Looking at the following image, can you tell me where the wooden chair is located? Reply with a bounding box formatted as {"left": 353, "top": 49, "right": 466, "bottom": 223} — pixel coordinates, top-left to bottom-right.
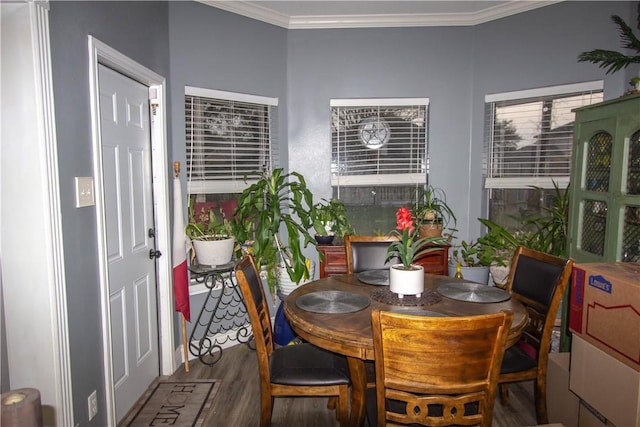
{"left": 497, "top": 245, "right": 574, "bottom": 424}
{"left": 345, "top": 235, "right": 399, "bottom": 274}
{"left": 368, "top": 310, "right": 513, "bottom": 427}
{"left": 235, "top": 255, "right": 351, "bottom": 427}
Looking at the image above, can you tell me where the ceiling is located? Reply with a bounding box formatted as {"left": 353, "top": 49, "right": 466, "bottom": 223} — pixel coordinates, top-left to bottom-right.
{"left": 199, "top": 0, "right": 563, "bottom": 29}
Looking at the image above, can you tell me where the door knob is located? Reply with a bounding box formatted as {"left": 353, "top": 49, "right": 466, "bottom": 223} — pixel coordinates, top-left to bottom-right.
{"left": 149, "top": 249, "right": 162, "bottom": 259}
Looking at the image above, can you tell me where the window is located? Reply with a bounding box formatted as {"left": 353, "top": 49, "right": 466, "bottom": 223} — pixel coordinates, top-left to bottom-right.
{"left": 484, "top": 82, "right": 603, "bottom": 230}
{"left": 331, "top": 99, "right": 428, "bottom": 234}
{"left": 185, "top": 87, "right": 278, "bottom": 218}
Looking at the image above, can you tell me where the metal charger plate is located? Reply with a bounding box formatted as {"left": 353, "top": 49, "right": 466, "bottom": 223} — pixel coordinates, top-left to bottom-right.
{"left": 437, "top": 282, "right": 511, "bottom": 303}
{"left": 357, "top": 269, "right": 389, "bottom": 286}
{"left": 296, "top": 291, "right": 370, "bottom": 314}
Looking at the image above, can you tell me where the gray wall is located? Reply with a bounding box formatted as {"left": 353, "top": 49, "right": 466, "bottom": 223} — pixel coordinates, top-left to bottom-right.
{"left": 48, "top": 2, "right": 170, "bottom": 426}
{"left": 40, "top": 1, "right": 636, "bottom": 426}
{"left": 168, "top": 1, "right": 289, "bottom": 182}
{"left": 469, "top": 1, "right": 635, "bottom": 237}
{"left": 167, "top": 0, "right": 288, "bottom": 334}
{"left": 286, "top": 1, "right": 637, "bottom": 245}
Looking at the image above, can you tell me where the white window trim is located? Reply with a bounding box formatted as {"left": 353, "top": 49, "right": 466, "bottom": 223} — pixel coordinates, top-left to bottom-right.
{"left": 331, "top": 98, "right": 429, "bottom": 107}
{"left": 484, "top": 176, "right": 570, "bottom": 189}
{"left": 186, "top": 85, "right": 278, "bottom": 106}
{"left": 485, "top": 80, "right": 603, "bottom": 103}
{"left": 331, "top": 173, "right": 426, "bottom": 187}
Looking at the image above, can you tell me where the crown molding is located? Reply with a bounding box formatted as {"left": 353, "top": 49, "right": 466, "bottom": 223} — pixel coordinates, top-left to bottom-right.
{"left": 198, "top": 1, "right": 563, "bottom": 29}
{"left": 198, "top": 0, "right": 291, "bottom": 28}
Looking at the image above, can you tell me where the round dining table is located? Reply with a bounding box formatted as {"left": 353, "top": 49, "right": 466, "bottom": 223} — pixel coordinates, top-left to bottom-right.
{"left": 284, "top": 272, "right": 528, "bottom": 427}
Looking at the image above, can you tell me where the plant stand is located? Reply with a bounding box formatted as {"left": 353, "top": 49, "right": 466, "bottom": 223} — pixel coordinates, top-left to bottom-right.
{"left": 187, "top": 261, "right": 254, "bottom": 365}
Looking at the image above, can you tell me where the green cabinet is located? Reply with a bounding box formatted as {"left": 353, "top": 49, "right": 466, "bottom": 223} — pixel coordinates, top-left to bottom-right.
{"left": 568, "top": 93, "right": 640, "bottom": 263}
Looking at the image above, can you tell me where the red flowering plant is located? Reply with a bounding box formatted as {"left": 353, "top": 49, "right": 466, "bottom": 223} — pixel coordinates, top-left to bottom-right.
{"left": 385, "top": 207, "right": 447, "bottom": 269}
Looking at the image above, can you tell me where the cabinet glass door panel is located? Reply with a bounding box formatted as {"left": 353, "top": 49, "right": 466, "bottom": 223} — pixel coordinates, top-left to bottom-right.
{"left": 585, "top": 131, "right": 612, "bottom": 192}
{"left": 579, "top": 199, "right": 608, "bottom": 256}
{"left": 622, "top": 205, "right": 640, "bottom": 262}
{"left": 627, "top": 130, "right": 640, "bottom": 195}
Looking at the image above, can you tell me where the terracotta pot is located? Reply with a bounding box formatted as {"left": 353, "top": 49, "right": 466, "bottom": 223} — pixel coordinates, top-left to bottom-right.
{"left": 389, "top": 264, "right": 424, "bottom": 298}
{"left": 418, "top": 223, "right": 442, "bottom": 238}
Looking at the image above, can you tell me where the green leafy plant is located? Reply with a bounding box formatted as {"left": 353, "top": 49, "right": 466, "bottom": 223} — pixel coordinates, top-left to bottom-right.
{"left": 577, "top": 4, "right": 640, "bottom": 74}
{"left": 477, "top": 218, "right": 528, "bottom": 266}
{"left": 412, "top": 185, "right": 457, "bottom": 231}
{"left": 522, "top": 181, "right": 570, "bottom": 257}
{"left": 451, "top": 240, "right": 498, "bottom": 268}
{"left": 231, "top": 168, "right": 316, "bottom": 293}
{"left": 385, "top": 207, "right": 446, "bottom": 269}
{"left": 477, "top": 180, "right": 570, "bottom": 261}
{"left": 311, "top": 198, "right": 355, "bottom": 238}
{"left": 186, "top": 202, "right": 233, "bottom": 241}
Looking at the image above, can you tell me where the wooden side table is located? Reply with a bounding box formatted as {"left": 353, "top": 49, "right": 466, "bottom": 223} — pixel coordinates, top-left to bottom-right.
{"left": 317, "top": 244, "right": 347, "bottom": 278}
{"left": 318, "top": 243, "right": 450, "bottom": 278}
{"left": 413, "top": 243, "right": 450, "bottom": 275}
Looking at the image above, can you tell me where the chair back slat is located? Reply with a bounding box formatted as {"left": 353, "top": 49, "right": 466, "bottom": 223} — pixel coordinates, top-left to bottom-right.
{"left": 372, "top": 310, "right": 513, "bottom": 427}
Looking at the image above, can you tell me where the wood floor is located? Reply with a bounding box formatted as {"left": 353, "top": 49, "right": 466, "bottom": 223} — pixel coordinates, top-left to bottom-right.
{"left": 150, "top": 342, "right": 538, "bottom": 427}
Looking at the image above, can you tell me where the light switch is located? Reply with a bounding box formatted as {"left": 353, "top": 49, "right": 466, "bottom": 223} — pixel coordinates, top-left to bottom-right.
{"left": 75, "top": 176, "right": 95, "bottom": 208}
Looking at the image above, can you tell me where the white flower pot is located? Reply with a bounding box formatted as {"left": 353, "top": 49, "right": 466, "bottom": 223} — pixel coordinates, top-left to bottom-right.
{"left": 192, "top": 236, "right": 234, "bottom": 266}
{"left": 277, "top": 261, "right": 316, "bottom": 298}
{"left": 389, "top": 264, "right": 424, "bottom": 298}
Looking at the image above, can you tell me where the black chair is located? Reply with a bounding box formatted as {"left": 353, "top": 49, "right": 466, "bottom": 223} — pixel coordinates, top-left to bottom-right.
{"left": 345, "top": 235, "right": 399, "bottom": 274}
{"left": 235, "top": 255, "right": 351, "bottom": 426}
{"left": 497, "top": 246, "right": 574, "bottom": 424}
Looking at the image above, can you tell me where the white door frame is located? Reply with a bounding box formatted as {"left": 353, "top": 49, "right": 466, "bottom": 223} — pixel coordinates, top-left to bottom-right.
{"left": 88, "top": 36, "right": 174, "bottom": 426}
{"left": 1, "top": 2, "right": 73, "bottom": 426}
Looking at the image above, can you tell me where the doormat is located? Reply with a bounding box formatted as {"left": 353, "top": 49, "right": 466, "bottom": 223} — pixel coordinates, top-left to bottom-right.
{"left": 120, "top": 379, "right": 220, "bottom": 427}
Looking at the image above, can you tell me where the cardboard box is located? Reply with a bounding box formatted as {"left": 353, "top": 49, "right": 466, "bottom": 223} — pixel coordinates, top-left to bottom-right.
{"left": 569, "top": 262, "right": 640, "bottom": 371}
{"left": 547, "top": 352, "right": 579, "bottom": 427}
{"left": 578, "top": 401, "right": 614, "bottom": 427}
{"left": 570, "top": 335, "right": 639, "bottom": 427}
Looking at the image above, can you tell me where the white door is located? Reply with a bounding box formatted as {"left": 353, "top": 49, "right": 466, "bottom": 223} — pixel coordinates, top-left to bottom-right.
{"left": 98, "top": 64, "right": 160, "bottom": 421}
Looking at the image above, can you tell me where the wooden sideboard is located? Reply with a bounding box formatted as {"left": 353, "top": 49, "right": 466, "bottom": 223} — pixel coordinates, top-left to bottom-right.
{"left": 318, "top": 244, "right": 348, "bottom": 278}
{"left": 318, "top": 243, "right": 450, "bottom": 278}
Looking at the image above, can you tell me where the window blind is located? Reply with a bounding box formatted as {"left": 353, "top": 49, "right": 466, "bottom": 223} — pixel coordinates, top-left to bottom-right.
{"left": 185, "top": 87, "right": 278, "bottom": 194}
{"left": 484, "top": 82, "right": 603, "bottom": 189}
{"left": 330, "top": 99, "right": 428, "bottom": 187}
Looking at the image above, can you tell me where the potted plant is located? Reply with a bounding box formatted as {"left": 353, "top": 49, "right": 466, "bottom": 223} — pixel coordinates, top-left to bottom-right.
{"left": 311, "top": 198, "right": 355, "bottom": 245}
{"left": 577, "top": 4, "right": 640, "bottom": 75}
{"left": 448, "top": 239, "right": 499, "bottom": 285}
{"left": 412, "top": 185, "right": 457, "bottom": 239}
{"left": 476, "top": 180, "right": 570, "bottom": 286}
{"left": 476, "top": 218, "right": 525, "bottom": 287}
{"left": 385, "top": 207, "right": 447, "bottom": 298}
{"left": 186, "top": 202, "right": 235, "bottom": 267}
{"left": 231, "top": 168, "right": 317, "bottom": 294}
